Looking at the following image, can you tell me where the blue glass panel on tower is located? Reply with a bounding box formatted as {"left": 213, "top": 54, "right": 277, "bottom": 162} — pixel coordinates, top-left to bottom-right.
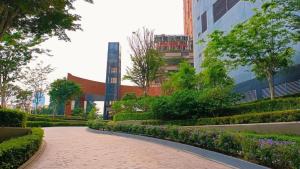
{"left": 103, "top": 42, "right": 121, "bottom": 120}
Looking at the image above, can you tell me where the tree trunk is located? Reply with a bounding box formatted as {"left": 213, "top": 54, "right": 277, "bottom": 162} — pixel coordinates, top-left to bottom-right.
{"left": 266, "top": 71, "right": 275, "bottom": 100}
{"left": 0, "top": 82, "right": 7, "bottom": 108}
{"left": 1, "top": 92, "right": 6, "bottom": 108}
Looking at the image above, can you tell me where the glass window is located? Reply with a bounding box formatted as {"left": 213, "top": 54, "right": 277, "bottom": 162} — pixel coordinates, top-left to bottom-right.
{"left": 111, "top": 67, "right": 118, "bottom": 73}
{"left": 110, "top": 78, "right": 117, "bottom": 84}
{"left": 213, "top": 0, "right": 227, "bottom": 22}
{"left": 201, "top": 11, "right": 207, "bottom": 33}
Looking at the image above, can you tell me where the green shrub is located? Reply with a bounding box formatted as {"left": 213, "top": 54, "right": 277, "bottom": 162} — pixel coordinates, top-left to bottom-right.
{"left": 87, "top": 119, "right": 109, "bottom": 130}
{"left": 197, "top": 110, "right": 300, "bottom": 125}
{"left": 0, "top": 128, "right": 44, "bottom": 169}
{"left": 0, "top": 109, "right": 27, "bottom": 127}
{"left": 143, "top": 110, "right": 300, "bottom": 126}
{"left": 218, "top": 97, "right": 300, "bottom": 116}
{"left": 113, "top": 112, "right": 155, "bottom": 121}
{"left": 152, "top": 89, "right": 238, "bottom": 120}
{"left": 27, "top": 115, "right": 86, "bottom": 122}
{"left": 26, "top": 120, "right": 87, "bottom": 127}
{"left": 89, "top": 122, "right": 300, "bottom": 169}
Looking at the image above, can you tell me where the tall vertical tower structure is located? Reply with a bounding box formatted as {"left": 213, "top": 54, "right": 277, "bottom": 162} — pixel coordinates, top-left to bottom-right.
{"left": 104, "top": 42, "right": 121, "bottom": 120}
{"left": 183, "top": 0, "right": 193, "bottom": 37}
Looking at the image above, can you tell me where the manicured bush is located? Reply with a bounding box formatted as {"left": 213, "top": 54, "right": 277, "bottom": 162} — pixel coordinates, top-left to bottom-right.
{"left": 0, "top": 109, "right": 27, "bottom": 127}
{"left": 142, "top": 110, "right": 300, "bottom": 126}
{"left": 151, "top": 89, "right": 239, "bottom": 120}
{"left": 26, "top": 120, "right": 87, "bottom": 127}
{"left": 152, "top": 90, "right": 204, "bottom": 120}
{"left": 113, "top": 112, "right": 155, "bottom": 121}
{"left": 0, "top": 128, "right": 44, "bottom": 169}
{"left": 89, "top": 122, "right": 300, "bottom": 169}
{"left": 28, "top": 115, "right": 86, "bottom": 122}
{"left": 217, "top": 97, "right": 300, "bottom": 116}
{"left": 197, "top": 110, "right": 300, "bottom": 125}
{"left": 87, "top": 119, "right": 109, "bottom": 130}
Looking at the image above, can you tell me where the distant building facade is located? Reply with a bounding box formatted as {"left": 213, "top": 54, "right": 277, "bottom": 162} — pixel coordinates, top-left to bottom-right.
{"left": 155, "top": 35, "right": 194, "bottom": 74}
{"left": 192, "top": 0, "right": 300, "bottom": 101}
{"left": 183, "top": 0, "right": 193, "bottom": 37}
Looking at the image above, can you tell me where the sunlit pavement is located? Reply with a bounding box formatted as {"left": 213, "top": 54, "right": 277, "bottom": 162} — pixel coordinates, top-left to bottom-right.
{"left": 27, "top": 127, "right": 231, "bottom": 169}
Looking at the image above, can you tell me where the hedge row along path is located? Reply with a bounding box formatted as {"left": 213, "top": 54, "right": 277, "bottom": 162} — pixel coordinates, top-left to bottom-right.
{"left": 27, "top": 127, "right": 232, "bottom": 169}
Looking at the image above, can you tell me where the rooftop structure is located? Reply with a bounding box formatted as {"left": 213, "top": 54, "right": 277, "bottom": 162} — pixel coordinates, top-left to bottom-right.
{"left": 154, "top": 34, "right": 194, "bottom": 78}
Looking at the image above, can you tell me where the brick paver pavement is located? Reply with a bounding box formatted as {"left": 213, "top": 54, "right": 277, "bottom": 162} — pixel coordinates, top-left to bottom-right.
{"left": 28, "top": 127, "right": 231, "bottom": 169}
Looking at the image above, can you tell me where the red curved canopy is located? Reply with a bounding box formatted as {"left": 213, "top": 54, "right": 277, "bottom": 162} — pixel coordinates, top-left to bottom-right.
{"left": 67, "top": 73, "right": 162, "bottom": 98}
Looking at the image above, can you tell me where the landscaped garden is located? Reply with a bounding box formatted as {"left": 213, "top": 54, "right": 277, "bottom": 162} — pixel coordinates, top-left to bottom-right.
{"left": 0, "top": 109, "right": 44, "bottom": 169}
{"left": 88, "top": 84, "right": 300, "bottom": 169}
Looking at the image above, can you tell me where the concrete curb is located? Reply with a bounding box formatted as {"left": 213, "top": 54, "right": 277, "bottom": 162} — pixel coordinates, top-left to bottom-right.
{"left": 87, "top": 128, "right": 269, "bottom": 169}
{"left": 18, "top": 140, "right": 46, "bottom": 169}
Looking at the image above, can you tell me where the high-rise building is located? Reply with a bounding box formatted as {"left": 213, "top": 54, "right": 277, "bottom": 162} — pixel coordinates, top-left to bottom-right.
{"left": 104, "top": 42, "right": 121, "bottom": 119}
{"left": 192, "top": 0, "right": 300, "bottom": 101}
{"left": 183, "top": 0, "right": 193, "bottom": 37}
{"left": 154, "top": 34, "right": 193, "bottom": 77}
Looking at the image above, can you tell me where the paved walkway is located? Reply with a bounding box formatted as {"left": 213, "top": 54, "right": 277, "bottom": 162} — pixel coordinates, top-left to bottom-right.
{"left": 28, "top": 127, "right": 231, "bottom": 169}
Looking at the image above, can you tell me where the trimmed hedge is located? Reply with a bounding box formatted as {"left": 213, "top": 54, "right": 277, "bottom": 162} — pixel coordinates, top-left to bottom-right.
{"left": 89, "top": 122, "right": 300, "bottom": 169}
{"left": 217, "top": 97, "right": 300, "bottom": 116}
{"left": 87, "top": 119, "right": 109, "bottom": 130}
{"left": 113, "top": 112, "right": 155, "bottom": 121}
{"left": 26, "top": 121, "right": 87, "bottom": 127}
{"left": 27, "top": 115, "right": 86, "bottom": 122}
{"left": 197, "top": 110, "right": 300, "bottom": 125}
{"left": 141, "top": 110, "right": 300, "bottom": 126}
{"left": 0, "top": 109, "right": 27, "bottom": 127}
{"left": 0, "top": 128, "right": 44, "bottom": 169}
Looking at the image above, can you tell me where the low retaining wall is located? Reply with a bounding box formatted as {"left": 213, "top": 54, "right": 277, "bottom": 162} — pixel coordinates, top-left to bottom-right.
{"left": 0, "top": 127, "right": 31, "bottom": 142}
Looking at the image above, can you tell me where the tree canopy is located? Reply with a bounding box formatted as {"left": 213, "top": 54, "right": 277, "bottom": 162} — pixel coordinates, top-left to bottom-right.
{"left": 48, "top": 78, "right": 82, "bottom": 110}
{"left": 124, "top": 28, "right": 164, "bottom": 95}
{"left": 0, "top": 0, "right": 93, "bottom": 41}
{"left": 203, "top": 2, "right": 299, "bottom": 99}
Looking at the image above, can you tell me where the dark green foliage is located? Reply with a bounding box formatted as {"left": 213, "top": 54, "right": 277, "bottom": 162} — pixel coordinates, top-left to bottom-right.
{"left": 0, "top": 0, "right": 93, "bottom": 41}
{"left": 0, "top": 128, "right": 44, "bottom": 169}
{"left": 142, "top": 110, "right": 300, "bottom": 126}
{"left": 27, "top": 115, "right": 85, "bottom": 122}
{"left": 26, "top": 114, "right": 87, "bottom": 127}
{"left": 152, "top": 90, "right": 203, "bottom": 120}
{"left": 218, "top": 97, "right": 300, "bottom": 116}
{"left": 197, "top": 110, "right": 300, "bottom": 125}
{"left": 87, "top": 119, "right": 109, "bottom": 130}
{"left": 113, "top": 112, "right": 155, "bottom": 121}
{"left": 26, "top": 121, "right": 87, "bottom": 127}
{"left": 89, "top": 122, "right": 300, "bottom": 169}
{"left": 0, "top": 109, "right": 27, "bottom": 127}
{"left": 151, "top": 89, "right": 238, "bottom": 120}
{"left": 122, "top": 93, "right": 137, "bottom": 100}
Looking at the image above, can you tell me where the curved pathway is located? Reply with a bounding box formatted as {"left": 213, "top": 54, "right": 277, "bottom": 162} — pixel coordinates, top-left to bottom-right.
{"left": 28, "top": 127, "right": 231, "bottom": 169}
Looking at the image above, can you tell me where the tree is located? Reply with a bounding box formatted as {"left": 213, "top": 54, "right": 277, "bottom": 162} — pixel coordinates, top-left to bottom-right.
{"left": 15, "top": 88, "right": 32, "bottom": 112}
{"left": 204, "top": 4, "right": 298, "bottom": 100}
{"left": 48, "top": 78, "right": 82, "bottom": 116}
{"left": 162, "top": 61, "right": 197, "bottom": 95}
{"left": 247, "top": 0, "right": 300, "bottom": 38}
{"left": 124, "top": 28, "right": 164, "bottom": 95}
{"left": 0, "top": 83, "right": 19, "bottom": 107}
{"left": 201, "top": 45, "right": 234, "bottom": 89}
{"left": 0, "top": 33, "right": 43, "bottom": 107}
{"left": 23, "top": 61, "right": 54, "bottom": 113}
{"left": 0, "top": 0, "right": 93, "bottom": 41}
